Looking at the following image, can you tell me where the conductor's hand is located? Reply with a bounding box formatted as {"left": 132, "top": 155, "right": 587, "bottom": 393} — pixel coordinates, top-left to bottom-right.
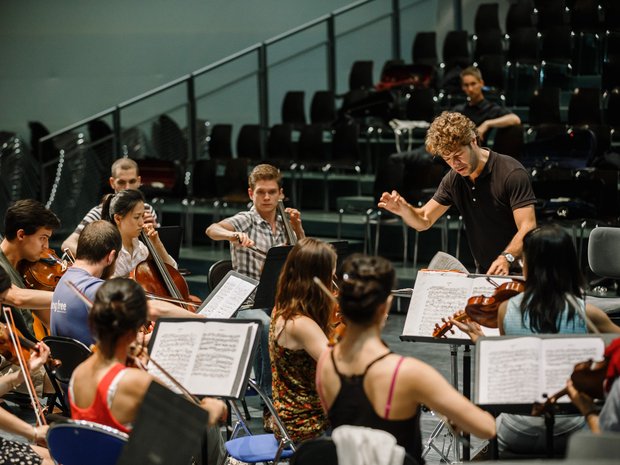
{"left": 201, "top": 397, "right": 228, "bottom": 426}
{"left": 486, "top": 255, "right": 510, "bottom": 276}
{"left": 231, "top": 232, "right": 255, "bottom": 248}
{"left": 378, "top": 190, "right": 407, "bottom": 217}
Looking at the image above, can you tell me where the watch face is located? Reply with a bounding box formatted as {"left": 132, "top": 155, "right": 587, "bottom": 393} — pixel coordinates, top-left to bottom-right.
{"left": 503, "top": 253, "right": 515, "bottom": 263}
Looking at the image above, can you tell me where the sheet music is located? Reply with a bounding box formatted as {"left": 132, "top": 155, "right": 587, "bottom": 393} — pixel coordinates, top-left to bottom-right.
{"left": 402, "top": 271, "right": 508, "bottom": 338}
{"left": 427, "top": 251, "right": 469, "bottom": 273}
{"left": 198, "top": 274, "right": 257, "bottom": 319}
{"left": 476, "top": 336, "right": 605, "bottom": 404}
{"left": 147, "top": 319, "right": 259, "bottom": 398}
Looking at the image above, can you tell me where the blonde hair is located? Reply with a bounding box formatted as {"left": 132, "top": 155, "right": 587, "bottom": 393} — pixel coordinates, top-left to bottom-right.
{"left": 111, "top": 158, "right": 139, "bottom": 177}
{"left": 248, "top": 164, "right": 282, "bottom": 189}
{"left": 425, "top": 111, "right": 478, "bottom": 157}
{"left": 460, "top": 66, "right": 483, "bottom": 82}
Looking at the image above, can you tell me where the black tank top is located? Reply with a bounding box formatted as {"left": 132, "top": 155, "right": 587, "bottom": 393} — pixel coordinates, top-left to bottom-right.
{"left": 327, "top": 350, "right": 423, "bottom": 462}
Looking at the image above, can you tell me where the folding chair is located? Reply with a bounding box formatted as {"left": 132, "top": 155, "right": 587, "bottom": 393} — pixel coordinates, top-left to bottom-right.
{"left": 225, "top": 379, "right": 295, "bottom": 463}
{"left": 47, "top": 420, "right": 128, "bottom": 465}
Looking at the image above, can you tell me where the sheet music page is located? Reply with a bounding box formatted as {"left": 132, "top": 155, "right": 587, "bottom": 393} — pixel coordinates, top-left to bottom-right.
{"left": 199, "top": 274, "right": 257, "bottom": 319}
{"left": 427, "top": 251, "right": 469, "bottom": 273}
{"left": 540, "top": 337, "right": 605, "bottom": 402}
{"left": 402, "top": 272, "right": 506, "bottom": 338}
{"left": 147, "top": 321, "right": 205, "bottom": 393}
{"left": 477, "top": 337, "right": 541, "bottom": 404}
{"left": 185, "top": 322, "right": 257, "bottom": 397}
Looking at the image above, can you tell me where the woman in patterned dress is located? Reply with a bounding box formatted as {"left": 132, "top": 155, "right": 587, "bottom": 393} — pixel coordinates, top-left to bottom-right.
{"left": 269, "top": 238, "right": 337, "bottom": 442}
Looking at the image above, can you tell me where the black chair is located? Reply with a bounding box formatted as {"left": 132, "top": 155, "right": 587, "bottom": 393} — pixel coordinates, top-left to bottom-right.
{"left": 265, "top": 124, "right": 294, "bottom": 169}
{"left": 310, "top": 90, "right": 336, "bottom": 127}
{"left": 281, "top": 91, "right": 306, "bottom": 128}
{"left": 156, "top": 226, "right": 183, "bottom": 263}
{"left": 412, "top": 31, "right": 438, "bottom": 67}
{"left": 473, "top": 29, "right": 504, "bottom": 62}
{"left": 570, "top": 0, "right": 604, "bottom": 74}
{"left": 568, "top": 87, "right": 602, "bottom": 126}
{"left": 506, "top": 27, "right": 540, "bottom": 105}
{"left": 477, "top": 54, "right": 507, "bottom": 95}
{"left": 534, "top": 0, "right": 569, "bottom": 32}
{"left": 506, "top": 0, "right": 534, "bottom": 35}
{"left": 236, "top": 124, "right": 263, "bottom": 161}
{"left": 182, "top": 158, "right": 219, "bottom": 247}
{"left": 606, "top": 87, "right": 620, "bottom": 144}
{"left": 348, "top": 61, "right": 374, "bottom": 91}
{"left": 218, "top": 158, "right": 251, "bottom": 206}
{"left": 43, "top": 336, "right": 92, "bottom": 385}
{"left": 474, "top": 3, "right": 501, "bottom": 34}
{"left": 540, "top": 26, "right": 573, "bottom": 89}
{"left": 566, "top": 431, "right": 620, "bottom": 461}
{"left": 208, "top": 259, "right": 233, "bottom": 292}
{"left": 529, "top": 87, "right": 562, "bottom": 127}
{"left": 404, "top": 87, "right": 436, "bottom": 123}
{"left": 602, "top": 59, "right": 620, "bottom": 94}
{"left": 442, "top": 30, "right": 471, "bottom": 72}
{"left": 151, "top": 114, "right": 188, "bottom": 163}
{"left": 209, "top": 124, "right": 233, "bottom": 159}
{"left": 492, "top": 125, "right": 524, "bottom": 159}
{"left": 601, "top": 0, "right": 620, "bottom": 30}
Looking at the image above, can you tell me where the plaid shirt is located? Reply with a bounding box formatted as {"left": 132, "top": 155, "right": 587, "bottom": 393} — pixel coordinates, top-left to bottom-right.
{"left": 226, "top": 207, "right": 288, "bottom": 281}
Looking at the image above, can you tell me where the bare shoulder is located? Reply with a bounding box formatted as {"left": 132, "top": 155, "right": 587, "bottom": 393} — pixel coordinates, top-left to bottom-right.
{"left": 118, "top": 367, "right": 153, "bottom": 395}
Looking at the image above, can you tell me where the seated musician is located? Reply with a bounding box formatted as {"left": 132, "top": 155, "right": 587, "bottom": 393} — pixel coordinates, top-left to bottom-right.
{"left": 61, "top": 158, "right": 158, "bottom": 256}
{"left": 316, "top": 254, "right": 496, "bottom": 461}
{"left": 453, "top": 224, "right": 620, "bottom": 456}
{"left": 100, "top": 189, "right": 176, "bottom": 278}
{"left": 0, "top": 199, "right": 60, "bottom": 339}
{"left": 51, "top": 220, "right": 200, "bottom": 347}
{"left": 269, "top": 238, "right": 336, "bottom": 441}
{"left": 0, "top": 268, "right": 53, "bottom": 465}
{"left": 69, "top": 278, "right": 226, "bottom": 465}
{"left": 206, "top": 163, "right": 304, "bottom": 422}
{"left": 567, "top": 337, "right": 620, "bottom": 433}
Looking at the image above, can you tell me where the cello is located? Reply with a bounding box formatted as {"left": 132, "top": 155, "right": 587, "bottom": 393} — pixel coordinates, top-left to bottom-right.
{"left": 131, "top": 230, "right": 200, "bottom": 312}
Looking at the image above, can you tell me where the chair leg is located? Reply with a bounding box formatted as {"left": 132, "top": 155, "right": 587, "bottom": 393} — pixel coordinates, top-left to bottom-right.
{"left": 241, "top": 399, "right": 252, "bottom": 421}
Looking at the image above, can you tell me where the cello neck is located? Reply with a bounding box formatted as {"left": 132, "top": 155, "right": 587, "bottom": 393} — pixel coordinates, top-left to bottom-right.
{"left": 139, "top": 231, "right": 184, "bottom": 300}
{"left": 277, "top": 200, "right": 297, "bottom": 245}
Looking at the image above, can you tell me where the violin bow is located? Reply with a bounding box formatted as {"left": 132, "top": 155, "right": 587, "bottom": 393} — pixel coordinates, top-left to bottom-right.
{"left": 312, "top": 277, "right": 338, "bottom": 305}
{"left": 2, "top": 307, "right": 47, "bottom": 426}
{"left": 66, "top": 282, "right": 201, "bottom": 405}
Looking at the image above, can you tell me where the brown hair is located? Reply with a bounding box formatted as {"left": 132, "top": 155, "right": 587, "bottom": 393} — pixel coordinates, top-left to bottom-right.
{"left": 76, "top": 220, "right": 122, "bottom": 263}
{"left": 460, "top": 66, "right": 483, "bottom": 82}
{"left": 111, "top": 158, "right": 139, "bottom": 177}
{"left": 273, "top": 237, "right": 337, "bottom": 334}
{"left": 425, "top": 111, "right": 478, "bottom": 157}
{"left": 3, "top": 199, "right": 60, "bottom": 240}
{"left": 248, "top": 164, "right": 282, "bottom": 190}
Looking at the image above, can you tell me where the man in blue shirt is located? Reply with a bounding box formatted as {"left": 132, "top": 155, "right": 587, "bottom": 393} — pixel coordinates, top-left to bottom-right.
{"left": 51, "top": 220, "right": 121, "bottom": 346}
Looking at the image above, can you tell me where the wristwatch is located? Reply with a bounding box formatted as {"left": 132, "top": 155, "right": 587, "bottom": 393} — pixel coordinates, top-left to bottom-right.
{"left": 501, "top": 252, "right": 515, "bottom": 264}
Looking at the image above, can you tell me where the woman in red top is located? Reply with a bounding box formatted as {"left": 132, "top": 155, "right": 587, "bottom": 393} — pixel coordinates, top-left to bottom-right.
{"left": 69, "top": 278, "right": 227, "bottom": 464}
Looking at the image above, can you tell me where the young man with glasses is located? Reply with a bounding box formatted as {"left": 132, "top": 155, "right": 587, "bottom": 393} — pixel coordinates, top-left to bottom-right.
{"left": 379, "top": 111, "right": 536, "bottom": 275}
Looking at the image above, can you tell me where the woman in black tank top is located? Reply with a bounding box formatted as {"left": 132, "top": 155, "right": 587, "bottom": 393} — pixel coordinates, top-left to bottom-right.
{"left": 316, "top": 254, "right": 496, "bottom": 463}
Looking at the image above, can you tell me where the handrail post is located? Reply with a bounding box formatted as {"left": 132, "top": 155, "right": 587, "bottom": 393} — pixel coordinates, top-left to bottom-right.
{"left": 187, "top": 76, "right": 197, "bottom": 163}
{"left": 454, "top": 0, "right": 463, "bottom": 31}
{"left": 38, "top": 138, "right": 46, "bottom": 203}
{"left": 391, "top": 0, "right": 401, "bottom": 60}
{"left": 113, "top": 106, "right": 122, "bottom": 158}
{"left": 326, "top": 14, "right": 337, "bottom": 93}
{"left": 258, "top": 43, "right": 269, "bottom": 134}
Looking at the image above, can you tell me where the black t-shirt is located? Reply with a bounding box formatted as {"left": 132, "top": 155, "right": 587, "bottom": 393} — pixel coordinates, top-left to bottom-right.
{"left": 432, "top": 151, "right": 536, "bottom": 272}
{"left": 453, "top": 99, "right": 510, "bottom": 127}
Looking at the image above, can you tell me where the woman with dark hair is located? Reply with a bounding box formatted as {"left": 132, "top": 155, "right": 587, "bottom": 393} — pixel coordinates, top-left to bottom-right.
{"left": 453, "top": 224, "right": 620, "bottom": 455}
{"left": 316, "top": 254, "right": 495, "bottom": 461}
{"left": 269, "top": 237, "right": 337, "bottom": 442}
{"left": 101, "top": 189, "right": 176, "bottom": 278}
{"left": 0, "top": 268, "right": 53, "bottom": 465}
{"left": 69, "top": 278, "right": 226, "bottom": 464}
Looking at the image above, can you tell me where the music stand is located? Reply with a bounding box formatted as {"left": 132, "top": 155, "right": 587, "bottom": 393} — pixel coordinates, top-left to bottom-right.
{"left": 328, "top": 240, "right": 349, "bottom": 268}
{"left": 116, "top": 382, "right": 208, "bottom": 465}
{"left": 156, "top": 225, "right": 183, "bottom": 262}
{"left": 253, "top": 245, "right": 293, "bottom": 310}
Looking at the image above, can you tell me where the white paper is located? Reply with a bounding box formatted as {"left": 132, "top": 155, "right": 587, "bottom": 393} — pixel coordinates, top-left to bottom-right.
{"left": 199, "top": 274, "right": 257, "bottom": 319}
{"left": 402, "top": 271, "right": 509, "bottom": 338}
{"left": 427, "top": 251, "right": 469, "bottom": 273}
{"left": 147, "top": 320, "right": 259, "bottom": 398}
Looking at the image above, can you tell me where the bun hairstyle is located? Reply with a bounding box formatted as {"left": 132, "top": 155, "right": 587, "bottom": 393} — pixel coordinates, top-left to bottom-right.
{"left": 338, "top": 254, "right": 395, "bottom": 325}
{"left": 89, "top": 278, "right": 147, "bottom": 358}
{"left": 101, "top": 189, "right": 145, "bottom": 224}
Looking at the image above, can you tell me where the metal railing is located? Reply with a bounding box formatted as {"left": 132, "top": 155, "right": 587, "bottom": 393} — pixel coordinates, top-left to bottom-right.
{"left": 38, "top": 0, "right": 427, "bottom": 204}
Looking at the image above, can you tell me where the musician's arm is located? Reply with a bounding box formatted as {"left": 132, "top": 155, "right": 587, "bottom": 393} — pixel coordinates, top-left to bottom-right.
{"left": 146, "top": 300, "right": 204, "bottom": 320}
{"left": 2, "top": 286, "right": 52, "bottom": 311}
{"left": 0, "top": 402, "right": 46, "bottom": 443}
{"left": 585, "top": 304, "right": 620, "bottom": 333}
{"left": 206, "top": 220, "right": 255, "bottom": 248}
{"left": 286, "top": 208, "right": 306, "bottom": 240}
{"left": 61, "top": 232, "right": 79, "bottom": 257}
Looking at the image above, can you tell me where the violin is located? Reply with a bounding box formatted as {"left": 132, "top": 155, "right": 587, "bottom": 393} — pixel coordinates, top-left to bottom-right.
{"left": 432, "top": 278, "right": 525, "bottom": 338}
{"left": 131, "top": 230, "right": 200, "bottom": 312}
{"left": 18, "top": 247, "right": 73, "bottom": 339}
{"left": 312, "top": 277, "right": 345, "bottom": 346}
{"left": 0, "top": 322, "right": 61, "bottom": 370}
{"left": 531, "top": 358, "right": 608, "bottom": 416}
